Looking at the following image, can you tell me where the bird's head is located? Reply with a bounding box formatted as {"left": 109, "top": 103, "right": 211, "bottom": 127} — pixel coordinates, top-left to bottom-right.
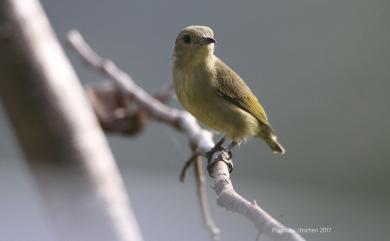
{"left": 173, "top": 26, "right": 216, "bottom": 65}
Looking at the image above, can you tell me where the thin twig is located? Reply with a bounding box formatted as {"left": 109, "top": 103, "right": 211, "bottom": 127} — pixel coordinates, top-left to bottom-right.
{"left": 194, "top": 155, "right": 221, "bottom": 240}
{"left": 67, "top": 30, "right": 306, "bottom": 241}
{"left": 180, "top": 154, "right": 197, "bottom": 183}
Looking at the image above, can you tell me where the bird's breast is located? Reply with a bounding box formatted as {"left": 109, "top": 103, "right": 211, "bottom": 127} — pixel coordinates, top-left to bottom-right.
{"left": 173, "top": 63, "right": 214, "bottom": 111}
{"left": 173, "top": 61, "right": 259, "bottom": 141}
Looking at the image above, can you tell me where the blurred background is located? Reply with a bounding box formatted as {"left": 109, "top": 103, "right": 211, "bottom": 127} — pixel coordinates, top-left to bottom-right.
{"left": 1, "top": 0, "right": 389, "bottom": 240}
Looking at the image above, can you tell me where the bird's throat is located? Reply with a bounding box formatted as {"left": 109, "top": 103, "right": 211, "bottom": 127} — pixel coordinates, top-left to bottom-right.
{"left": 174, "top": 47, "right": 214, "bottom": 68}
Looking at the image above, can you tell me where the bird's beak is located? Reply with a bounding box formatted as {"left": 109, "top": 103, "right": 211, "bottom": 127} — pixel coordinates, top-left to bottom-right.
{"left": 199, "top": 37, "right": 217, "bottom": 45}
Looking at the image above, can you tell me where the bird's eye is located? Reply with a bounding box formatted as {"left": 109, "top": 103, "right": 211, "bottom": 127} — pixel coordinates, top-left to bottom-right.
{"left": 183, "top": 34, "right": 191, "bottom": 44}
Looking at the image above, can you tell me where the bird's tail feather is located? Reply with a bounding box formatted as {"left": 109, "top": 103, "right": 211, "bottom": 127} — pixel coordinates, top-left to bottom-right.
{"left": 257, "top": 123, "right": 285, "bottom": 154}
{"left": 266, "top": 135, "right": 285, "bottom": 154}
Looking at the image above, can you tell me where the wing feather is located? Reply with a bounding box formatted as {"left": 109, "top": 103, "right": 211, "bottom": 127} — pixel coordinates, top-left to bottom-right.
{"left": 214, "top": 58, "right": 270, "bottom": 127}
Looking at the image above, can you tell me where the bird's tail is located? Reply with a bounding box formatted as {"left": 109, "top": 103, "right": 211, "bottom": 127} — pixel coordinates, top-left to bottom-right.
{"left": 265, "top": 135, "right": 285, "bottom": 154}
{"left": 257, "top": 123, "right": 285, "bottom": 154}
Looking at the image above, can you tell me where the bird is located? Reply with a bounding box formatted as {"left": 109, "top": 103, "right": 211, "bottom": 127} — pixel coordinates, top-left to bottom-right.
{"left": 172, "top": 25, "right": 285, "bottom": 155}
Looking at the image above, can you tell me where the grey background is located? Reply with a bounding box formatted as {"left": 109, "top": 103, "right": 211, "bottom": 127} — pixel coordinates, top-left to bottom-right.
{"left": 1, "top": 0, "right": 389, "bottom": 240}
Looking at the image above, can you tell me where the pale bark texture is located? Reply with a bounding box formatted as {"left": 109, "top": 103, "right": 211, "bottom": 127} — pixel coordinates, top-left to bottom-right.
{"left": 0, "top": 0, "right": 143, "bottom": 241}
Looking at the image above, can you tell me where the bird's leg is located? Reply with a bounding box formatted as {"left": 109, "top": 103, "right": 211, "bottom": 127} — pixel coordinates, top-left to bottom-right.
{"left": 227, "top": 141, "right": 237, "bottom": 151}
{"left": 226, "top": 141, "right": 238, "bottom": 159}
{"left": 216, "top": 136, "right": 226, "bottom": 148}
{"left": 205, "top": 136, "right": 226, "bottom": 159}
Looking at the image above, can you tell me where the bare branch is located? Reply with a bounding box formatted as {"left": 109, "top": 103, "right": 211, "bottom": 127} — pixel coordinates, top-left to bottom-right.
{"left": 212, "top": 154, "right": 305, "bottom": 241}
{"left": 67, "top": 30, "right": 306, "bottom": 241}
{"left": 0, "top": 1, "right": 143, "bottom": 241}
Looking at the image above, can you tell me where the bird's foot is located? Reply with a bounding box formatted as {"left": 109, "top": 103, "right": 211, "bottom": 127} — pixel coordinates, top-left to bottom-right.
{"left": 206, "top": 139, "right": 233, "bottom": 177}
{"left": 207, "top": 151, "right": 233, "bottom": 177}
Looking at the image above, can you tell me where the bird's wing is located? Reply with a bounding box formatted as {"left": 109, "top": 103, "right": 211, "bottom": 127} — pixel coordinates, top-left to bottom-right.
{"left": 214, "top": 58, "right": 270, "bottom": 126}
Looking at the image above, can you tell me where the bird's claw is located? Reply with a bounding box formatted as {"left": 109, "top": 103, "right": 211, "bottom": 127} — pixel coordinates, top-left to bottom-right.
{"left": 207, "top": 152, "right": 233, "bottom": 177}
{"left": 206, "top": 146, "right": 234, "bottom": 177}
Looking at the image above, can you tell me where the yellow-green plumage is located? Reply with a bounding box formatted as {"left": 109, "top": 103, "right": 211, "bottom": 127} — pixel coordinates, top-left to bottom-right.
{"left": 172, "top": 26, "right": 284, "bottom": 154}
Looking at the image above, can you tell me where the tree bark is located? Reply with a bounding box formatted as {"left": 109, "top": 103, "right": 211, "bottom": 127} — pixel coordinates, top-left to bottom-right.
{"left": 0, "top": 0, "right": 143, "bottom": 241}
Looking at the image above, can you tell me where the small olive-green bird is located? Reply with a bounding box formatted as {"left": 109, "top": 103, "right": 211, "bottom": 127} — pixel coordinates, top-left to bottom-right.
{"left": 172, "top": 25, "right": 285, "bottom": 154}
